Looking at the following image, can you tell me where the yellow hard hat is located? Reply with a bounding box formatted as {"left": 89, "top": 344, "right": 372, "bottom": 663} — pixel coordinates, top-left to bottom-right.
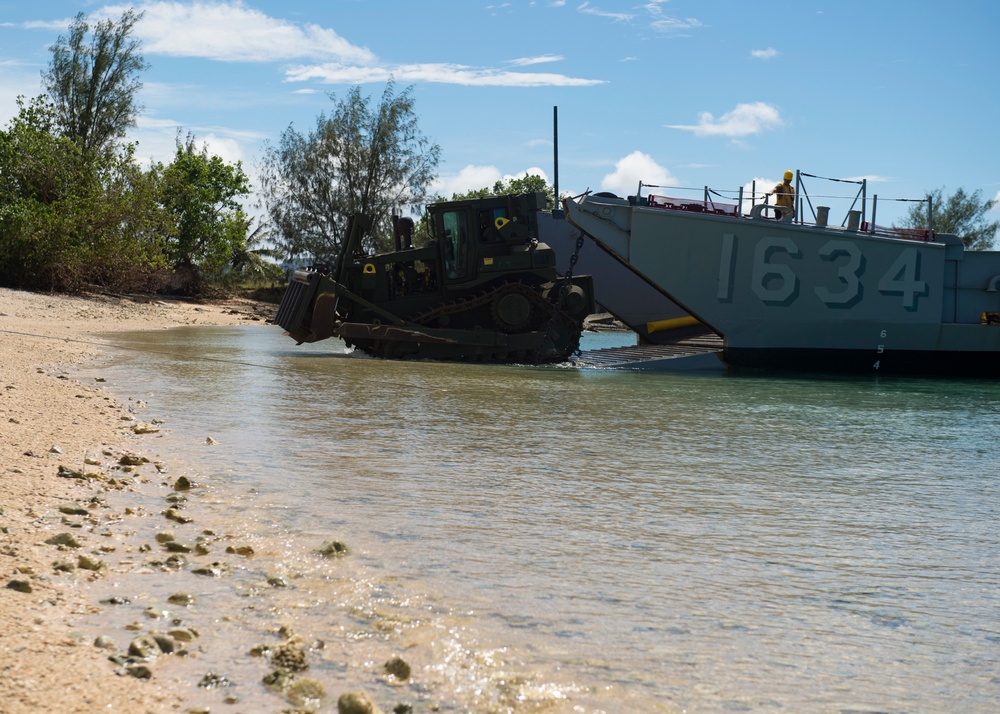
{"left": 783, "top": 170, "right": 794, "bottom": 181}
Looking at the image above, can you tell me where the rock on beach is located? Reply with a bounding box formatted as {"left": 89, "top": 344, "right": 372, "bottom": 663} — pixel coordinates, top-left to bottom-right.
{"left": 0, "top": 287, "right": 272, "bottom": 712}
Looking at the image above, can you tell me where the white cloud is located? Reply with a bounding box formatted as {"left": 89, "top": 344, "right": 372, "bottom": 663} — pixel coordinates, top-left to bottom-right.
{"left": 577, "top": 2, "right": 634, "bottom": 22}
{"left": 575, "top": 0, "right": 702, "bottom": 33}
{"left": 840, "top": 174, "right": 891, "bottom": 184}
{"left": 102, "top": 1, "right": 376, "bottom": 63}
{"left": 600, "top": 151, "right": 676, "bottom": 196}
{"left": 432, "top": 165, "right": 502, "bottom": 199}
{"left": 26, "top": 3, "right": 603, "bottom": 89}
{"left": 644, "top": 0, "right": 703, "bottom": 34}
{"left": 198, "top": 133, "right": 245, "bottom": 164}
{"left": 751, "top": 47, "right": 779, "bottom": 60}
{"left": 284, "top": 62, "right": 604, "bottom": 87}
{"left": 512, "top": 167, "right": 550, "bottom": 184}
{"left": 21, "top": 19, "right": 66, "bottom": 31}
{"left": 129, "top": 115, "right": 267, "bottom": 168}
{"left": 992, "top": 190, "right": 1000, "bottom": 211}
{"left": 738, "top": 177, "right": 775, "bottom": 214}
{"left": 84, "top": 2, "right": 603, "bottom": 87}
{"left": 667, "top": 102, "right": 784, "bottom": 138}
{"left": 508, "top": 54, "right": 564, "bottom": 66}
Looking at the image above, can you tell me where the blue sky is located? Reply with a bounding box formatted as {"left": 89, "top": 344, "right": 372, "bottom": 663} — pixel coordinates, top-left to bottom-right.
{"left": 2, "top": 0, "right": 998, "bottom": 229}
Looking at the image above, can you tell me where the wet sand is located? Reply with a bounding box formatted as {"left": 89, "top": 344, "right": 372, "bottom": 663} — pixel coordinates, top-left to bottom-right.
{"left": 0, "top": 288, "right": 279, "bottom": 713}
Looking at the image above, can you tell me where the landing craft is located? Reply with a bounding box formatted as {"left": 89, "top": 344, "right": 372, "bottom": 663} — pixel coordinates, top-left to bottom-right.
{"left": 565, "top": 175, "right": 1000, "bottom": 377}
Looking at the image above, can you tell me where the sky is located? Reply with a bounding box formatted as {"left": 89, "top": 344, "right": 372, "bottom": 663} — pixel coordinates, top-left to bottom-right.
{"left": 1, "top": 0, "right": 999, "bottom": 229}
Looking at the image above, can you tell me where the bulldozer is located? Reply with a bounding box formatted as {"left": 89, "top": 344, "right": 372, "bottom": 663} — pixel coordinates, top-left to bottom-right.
{"left": 274, "top": 192, "right": 595, "bottom": 363}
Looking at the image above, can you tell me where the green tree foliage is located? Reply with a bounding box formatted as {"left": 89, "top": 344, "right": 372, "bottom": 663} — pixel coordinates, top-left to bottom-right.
{"left": 899, "top": 186, "right": 999, "bottom": 250}
{"left": 226, "top": 218, "right": 283, "bottom": 286}
{"left": 43, "top": 9, "right": 148, "bottom": 156}
{"left": 157, "top": 135, "right": 251, "bottom": 292}
{"left": 259, "top": 81, "right": 441, "bottom": 263}
{"left": 2, "top": 15, "right": 261, "bottom": 297}
{"left": 0, "top": 96, "right": 168, "bottom": 291}
{"left": 447, "top": 173, "right": 554, "bottom": 208}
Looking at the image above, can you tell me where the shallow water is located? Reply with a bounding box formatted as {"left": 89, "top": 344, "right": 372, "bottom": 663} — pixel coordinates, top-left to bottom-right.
{"left": 78, "top": 326, "right": 999, "bottom": 712}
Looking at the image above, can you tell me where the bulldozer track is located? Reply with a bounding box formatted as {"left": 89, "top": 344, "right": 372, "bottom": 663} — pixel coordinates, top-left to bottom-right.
{"left": 350, "top": 280, "right": 581, "bottom": 363}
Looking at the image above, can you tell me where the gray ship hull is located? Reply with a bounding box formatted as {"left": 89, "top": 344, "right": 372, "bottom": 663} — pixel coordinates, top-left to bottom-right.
{"left": 538, "top": 211, "right": 707, "bottom": 344}
{"left": 565, "top": 193, "right": 1000, "bottom": 377}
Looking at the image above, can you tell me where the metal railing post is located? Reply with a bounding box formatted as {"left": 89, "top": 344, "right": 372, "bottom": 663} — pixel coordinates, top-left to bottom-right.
{"left": 862, "top": 178, "right": 867, "bottom": 227}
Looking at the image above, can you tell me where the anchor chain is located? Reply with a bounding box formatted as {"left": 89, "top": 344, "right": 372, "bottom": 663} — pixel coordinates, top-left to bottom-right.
{"left": 534, "top": 223, "right": 586, "bottom": 361}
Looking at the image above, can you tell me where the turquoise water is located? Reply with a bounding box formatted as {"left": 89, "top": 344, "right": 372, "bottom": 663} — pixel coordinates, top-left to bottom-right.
{"left": 85, "top": 325, "right": 999, "bottom": 712}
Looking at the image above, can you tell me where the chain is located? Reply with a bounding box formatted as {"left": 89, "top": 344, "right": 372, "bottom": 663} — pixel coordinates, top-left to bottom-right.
{"left": 534, "top": 225, "right": 586, "bottom": 361}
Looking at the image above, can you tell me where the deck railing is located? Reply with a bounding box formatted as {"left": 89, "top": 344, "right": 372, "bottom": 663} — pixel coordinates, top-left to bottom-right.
{"left": 632, "top": 173, "right": 934, "bottom": 239}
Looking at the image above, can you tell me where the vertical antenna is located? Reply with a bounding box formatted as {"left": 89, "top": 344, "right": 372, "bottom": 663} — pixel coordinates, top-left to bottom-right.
{"left": 552, "top": 106, "right": 564, "bottom": 218}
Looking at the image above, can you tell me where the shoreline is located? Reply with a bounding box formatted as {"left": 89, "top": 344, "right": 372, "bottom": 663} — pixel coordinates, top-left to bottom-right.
{"left": 0, "top": 288, "right": 282, "bottom": 713}
{"left": 1, "top": 287, "right": 653, "bottom": 714}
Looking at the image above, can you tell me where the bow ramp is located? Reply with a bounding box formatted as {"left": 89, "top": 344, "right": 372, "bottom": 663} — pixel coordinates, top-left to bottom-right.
{"left": 574, "top": 334, "right": 724, "bottom": 372}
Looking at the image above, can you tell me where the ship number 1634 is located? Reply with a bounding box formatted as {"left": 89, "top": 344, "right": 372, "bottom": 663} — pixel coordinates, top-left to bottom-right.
{"left": 717, "top": 235, "right": 929, "bottom": 310}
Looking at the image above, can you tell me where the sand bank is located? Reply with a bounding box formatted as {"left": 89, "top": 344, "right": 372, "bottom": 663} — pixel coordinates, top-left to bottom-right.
{"left": 0, "top": 288, "right": 275, "bottom": 713}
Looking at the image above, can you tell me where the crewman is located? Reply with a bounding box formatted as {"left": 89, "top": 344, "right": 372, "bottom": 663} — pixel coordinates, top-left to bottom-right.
{"left": 769, "top": 170, "right": 795, "bottom": 219}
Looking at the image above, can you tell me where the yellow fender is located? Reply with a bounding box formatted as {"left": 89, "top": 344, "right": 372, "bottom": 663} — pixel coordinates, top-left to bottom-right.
{"left": 647, "top": 316, "right": 701, "bottom": 335}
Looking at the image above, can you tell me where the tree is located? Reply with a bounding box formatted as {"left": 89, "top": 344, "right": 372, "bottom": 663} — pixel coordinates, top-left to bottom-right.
{"left": 447, "top": 173, "right": 554, "bottom": 208}
{"left": 157, "top": 134, "right": 251, "bottom": 292}
{"left": 0, "top": 95, "right": 168, "bottom": 292}
{"left": 43, "top": 9, "right": 148, "bottom": 156}
{"left": 226, "top": 217, "right": 283, "bottom": 286}
{"left": 898, "top": 186, "right": 999, "bottom": 250}
{"left": 259, "top": 81, "right": 441, "bottom": 263}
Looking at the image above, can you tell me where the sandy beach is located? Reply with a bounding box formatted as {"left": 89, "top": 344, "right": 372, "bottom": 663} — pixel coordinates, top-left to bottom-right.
{"left": 0, "top": 288, "right": 279, "bottom": 713}
{"left": 0, "top": 287, "right": 647, "bottom": 714}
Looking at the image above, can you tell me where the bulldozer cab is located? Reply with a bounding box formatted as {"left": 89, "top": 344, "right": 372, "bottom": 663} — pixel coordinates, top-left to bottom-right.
{"left": 432, "top": 191, "right": 548, "bottom": 285}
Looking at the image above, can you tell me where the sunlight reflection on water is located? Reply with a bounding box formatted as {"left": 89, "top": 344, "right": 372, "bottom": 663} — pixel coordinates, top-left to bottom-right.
{"left": 81, "top": 325, "right": 1000, "bottom": 712}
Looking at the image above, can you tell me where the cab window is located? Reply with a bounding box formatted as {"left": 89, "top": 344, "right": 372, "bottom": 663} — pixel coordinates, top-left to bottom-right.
{"left": 477, "top": 207, "right": 509, "bottom": 242}
{"left": 441, "top": 211, "right": 468, "bottom": 280}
